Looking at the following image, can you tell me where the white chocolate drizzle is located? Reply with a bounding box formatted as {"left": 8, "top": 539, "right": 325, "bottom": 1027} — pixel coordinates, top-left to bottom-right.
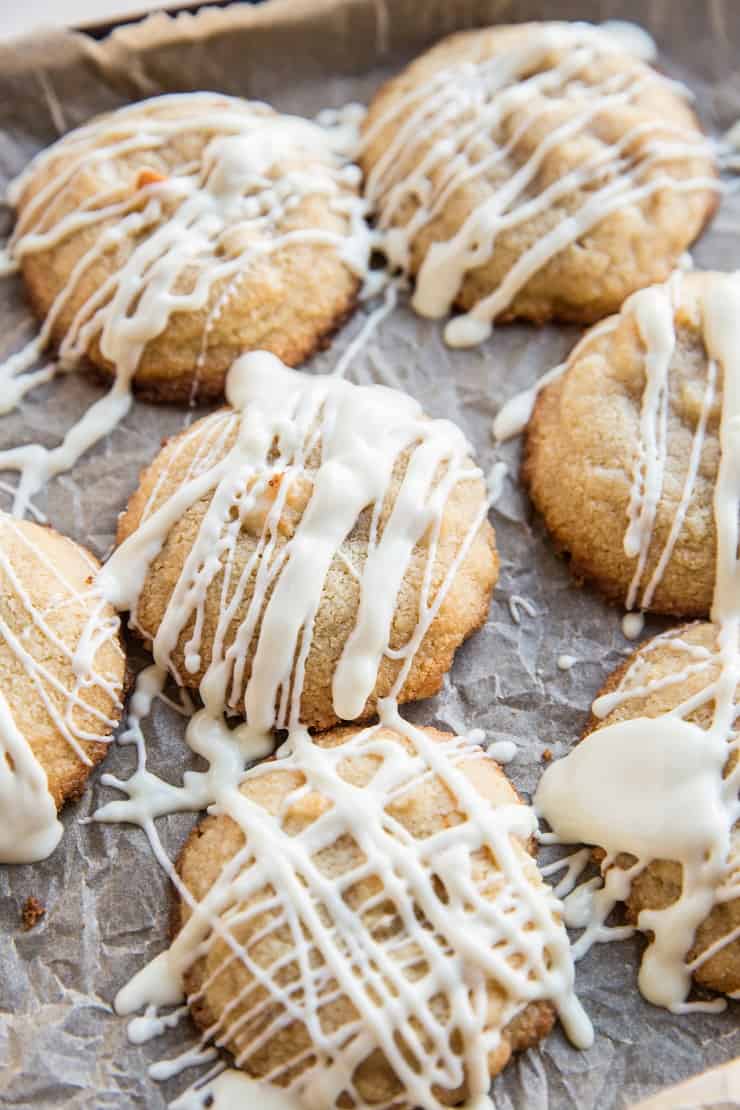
{"left": 170, "top": 1069, "right": 303, "bottom": 1109}
{"left": 0, "top": 94, "right": 370, "bottom": 516}
{"left": 361, "top": 23, "right": 721, "bottom": 348}
{"left": 0, "top": 514, "right": 123, "bottom": 862}
{"left": 93, "top": 351, "right": 590, "bottom": 1105}
{"left": 492, "top": 316, "right": 620, "bottom": 444}
{"left": 535, "top": 272, "right": 740, "bottom": 1012}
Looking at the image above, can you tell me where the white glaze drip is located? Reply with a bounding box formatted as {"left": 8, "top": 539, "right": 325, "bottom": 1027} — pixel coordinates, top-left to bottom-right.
{"left": 0, "top": 95, "right": 370, "bottom": 516}
{"left": 536, "top": 272, "right": 740, "bottom": 1012}
{"left": 508, "top": 594, "right": 537, "bottom": 625}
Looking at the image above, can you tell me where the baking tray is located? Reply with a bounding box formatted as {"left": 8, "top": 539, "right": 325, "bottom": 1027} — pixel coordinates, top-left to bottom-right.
{"left": 0, "top": 2, "right": 738, "bottom": 1107}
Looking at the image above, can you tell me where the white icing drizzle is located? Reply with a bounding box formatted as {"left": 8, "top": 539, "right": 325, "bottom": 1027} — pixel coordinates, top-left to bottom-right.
{"left": 0, "top": 95, "right": 370, "bottom": 516}
{"left": 0, "top": 514, "right": 123, "bottom": 862}
{"left": 0, "top": 687, "right": 61, "bottom": 863}
{"left": 535, "top": 272, "right": 740, "bottom": 1012}
{"left": 492, "top": 317, "right": 620, "bottom": 444}
{"left": 508, "top": 594, "right": 537, "bottom": 625}
{"left": 487, "top": 738, "right": 517, "bottom": 764}
{"left": 361, "top": 23, "right": 719, "bottom": 348}
{"left": 93, "top": 351, "right": 590, "bottom": 1105}
{"left": 599, "top": 20, "right": 657, "bottom": 63}
{"left": 622, "top": 273, "right": 688, "bottom": 614}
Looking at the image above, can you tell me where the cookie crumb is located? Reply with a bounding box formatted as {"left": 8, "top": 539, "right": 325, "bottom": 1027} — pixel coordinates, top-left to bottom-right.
{"left": 22, "top": 896, "right": 45, "bottom": 930}
{"left": 542, "top": 748, "right": 553, "bottom": 763}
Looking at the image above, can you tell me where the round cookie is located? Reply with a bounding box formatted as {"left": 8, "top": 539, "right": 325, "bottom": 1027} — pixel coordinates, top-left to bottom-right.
{"left": 174, "top": 722, "right": 568, "bottom": 1106}
{"left": 524, "top": 271, "right": 724, "bottom": 618}
{"left": 9, "top": 94, "right": 366, "bottom": 402}
{"left": 0, "top": 513, "right": 126, "bottom": 860}
{"left": 361, "top": 23, "right": 716, "bottom": 342}
{"left": 581, "top": 623, "right": 739, "bottom": 997}
{"left": 114, "top": 356, "right": 498, "bottom": 732}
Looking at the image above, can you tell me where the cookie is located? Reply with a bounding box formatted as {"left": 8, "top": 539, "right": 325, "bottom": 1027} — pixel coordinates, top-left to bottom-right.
{"left": 174, "top": 721, "right": 580, "bottom": 1106}
{"left": 524, "top": 271, "right": 725, "bottom": 619}
{"left": 535, "top": 270, "right": 740, "bottom": 1013}
{"left": 112, "top": 352, "right": 498, "bottom": 732}
{"left": 583, "top": 623, "right": 739, "bottom": 998}
{"left": 361, "top": 23, "right": 716, "bottom": 345}
{"left": 0, "top": 514, "right": 126, "bottom": 862}
{"left": 8, "top": 94, "right": 367, "bottom": 402}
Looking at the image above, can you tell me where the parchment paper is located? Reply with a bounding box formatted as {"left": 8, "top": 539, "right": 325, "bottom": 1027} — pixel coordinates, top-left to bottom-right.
{"left": 0, "top": 2, "right": 738, "bottom": 1107}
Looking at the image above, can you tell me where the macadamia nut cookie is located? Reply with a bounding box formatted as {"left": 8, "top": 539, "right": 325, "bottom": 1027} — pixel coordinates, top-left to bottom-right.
{"left": 361, "top": 23, "right": 716, "bottom": 345}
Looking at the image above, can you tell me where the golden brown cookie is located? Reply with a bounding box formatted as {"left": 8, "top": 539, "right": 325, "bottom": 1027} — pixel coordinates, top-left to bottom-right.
{"left": 524, "top": 271, "right": 723, "bottom": 618}
{"left": 175, "top": 723, "right": 562, "bottom": 1106}
{"left": 0, "top": 514, "right": 126, "bottom": 815}
{"left": 582, "top": 622, "right": 739, "bottom": 997}
{"left": 361, "top": 24, "right": 716, "bottom": 340}
{"left": 115, "top": 366, "right": 497, "bottom": 731}
{"left": 10, "top": 94, "right": 365, "bottom": 402}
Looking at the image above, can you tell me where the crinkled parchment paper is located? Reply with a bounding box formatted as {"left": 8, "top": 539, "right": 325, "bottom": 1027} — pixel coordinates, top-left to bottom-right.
{"left": 0, "top": 1, "right": 738, "bottom": 1107}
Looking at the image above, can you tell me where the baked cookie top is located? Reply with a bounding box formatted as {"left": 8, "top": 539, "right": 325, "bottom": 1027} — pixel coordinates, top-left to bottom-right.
{"left": 110, "top": 351, "right": 497, "bottom": 732}
{"left": 361, "top": 23, "right": 716, "bottom": 344}
{"left": 174, "top": 721, "right": 584, "bottom": 1107}
{"left": 525, "top": 270, "right": 727, "bottom": 619}
{"left": 0, "top": 514, "right": 125, "bottom": 863}
{"left": 7, "top": 93, "right": 368, "bottom": 402}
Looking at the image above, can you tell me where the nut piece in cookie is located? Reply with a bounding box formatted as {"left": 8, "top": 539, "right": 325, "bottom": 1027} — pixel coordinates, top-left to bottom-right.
{"left": 525, "top": 271, "right": 725, "bottom": 618}
{"left": 174, "top": 722, "right": 576, "bottom": 1107}
{"left": 10, "top": 94, "right": 366, "bottom": 402}
{"left": 114, "top": 353, "right": 498, "bottom": 731}
{"left": 361, "top": 23, "right": 716, "bottom": 343}
{"left": 0, "top": 514, "right": 126, "bottom": 863}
